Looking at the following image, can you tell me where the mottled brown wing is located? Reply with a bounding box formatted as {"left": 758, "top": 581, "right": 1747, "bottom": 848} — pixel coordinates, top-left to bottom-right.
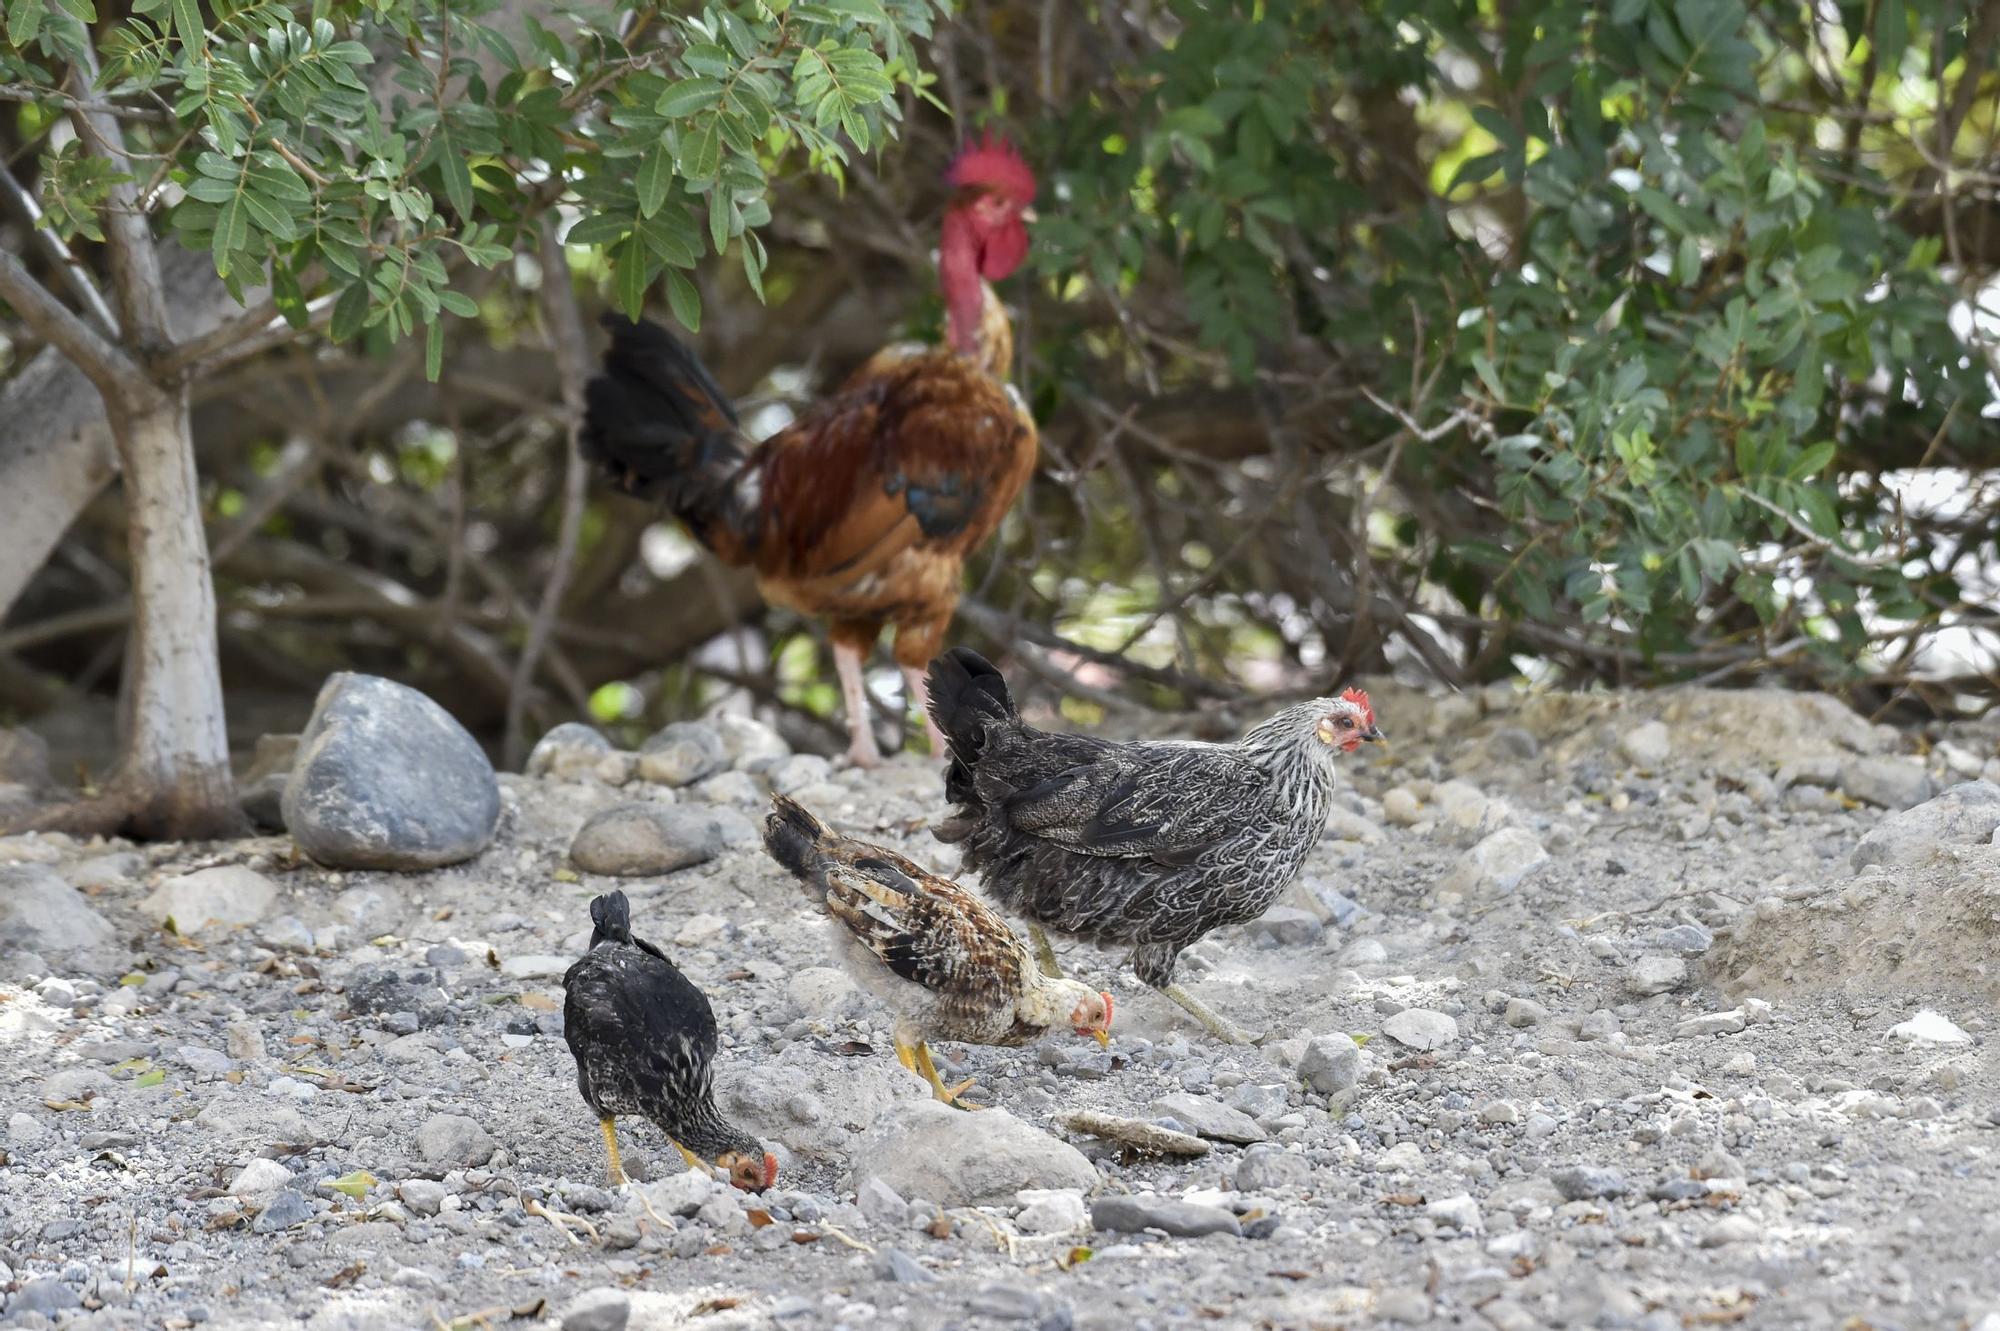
{"left": 820, "top": 855, "right": 1030, "bottom": 1000}
{"left": 746, "top": 352, "right": 1035, "bottom": 583}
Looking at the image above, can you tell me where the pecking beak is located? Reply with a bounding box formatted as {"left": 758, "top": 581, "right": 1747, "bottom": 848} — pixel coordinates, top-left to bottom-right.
{"left": 1360, "top": 724, "right": 1385, "bottom": 744}
{"left": 1091, "top": 1027, "right": 1111, "bottom": 1047}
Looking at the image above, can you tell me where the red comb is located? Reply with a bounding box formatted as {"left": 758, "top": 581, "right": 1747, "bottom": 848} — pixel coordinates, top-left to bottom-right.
{"left": 1340, "top": 687, "right": 1374, "bottom": 725}
{"left": 761, "top": 1151, "right": 779, "bottom": 1191}
{"left": 946, "top": 130, "right": 1037, "bottom": 205}
{"left": 1101, "top": 991, "right": 1115, "bottom": 1032}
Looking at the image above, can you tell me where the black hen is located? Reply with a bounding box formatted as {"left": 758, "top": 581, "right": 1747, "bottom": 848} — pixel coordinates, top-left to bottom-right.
{"left": 561, "top": 890, "right": 774, "bottom": 1191}
{"left": 926, "top": 648, "right": 1381, "bottom": 1043}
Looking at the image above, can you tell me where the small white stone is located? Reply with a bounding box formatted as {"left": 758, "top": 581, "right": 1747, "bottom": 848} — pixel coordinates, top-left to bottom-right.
{"left": 1425, "top": 1193, "right": 1483, "bottom": 1233}
{"left": 1381, "top": 1009, "right": 1457, "bottom": 1051}
{"left": 1620, "top": 721, "right": 1671, "bottom": 768}
{"left": 229, "top": 1158, "right": 294, "bottom": 1198}
{"left": 1887, "top": 1009, "right": 1971, "bottom": 1045}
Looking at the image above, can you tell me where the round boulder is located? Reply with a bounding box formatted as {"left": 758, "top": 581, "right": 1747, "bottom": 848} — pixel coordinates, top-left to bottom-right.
{"left": 282, "top": 673, "right": 500, "bottom": 870}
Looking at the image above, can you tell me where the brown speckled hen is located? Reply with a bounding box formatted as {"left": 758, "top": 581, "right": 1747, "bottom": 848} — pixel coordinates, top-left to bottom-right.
{"left": 925, "top": 648, "right": 1382, "bottom": 1044}
{"left": 561, "top": 890, "right": 775, "bottom": 1190}
{"left": 761, "top": 795, "right": 1113, "bottom": 1109}
{"left": 580, "top": 135, "right": 1040, "bottom": 768}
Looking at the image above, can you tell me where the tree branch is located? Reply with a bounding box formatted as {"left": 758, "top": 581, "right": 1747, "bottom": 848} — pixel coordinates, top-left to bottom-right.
{"left": 66, "top": 54, "right": 171, "bottom": 351}
{"left": 0, "top": 166, "right": 121, "bottom": 337}
{"left": 0, "top": 248, "right": 141, "bottom": 399}
{"left": 504, "top": 223, "right": 593, "bottom": 768}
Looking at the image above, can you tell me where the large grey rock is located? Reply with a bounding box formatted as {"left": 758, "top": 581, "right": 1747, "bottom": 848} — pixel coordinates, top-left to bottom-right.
{"left": 282, "top": 673, "right": 500, "bottom": 870}
{"left": 0, "top": 864, "right": 117, "bottom": 971}
{"left": 561, "top": 1288, "right": 632, "bottom": 1331}
{"left": 715, "top": 713, "right": 790, "bottom": 770}
{"left": 1381, "top": 1008, "right": 1458, "bottom": 1050}
{"left": 848, "top": 1100, "right": 1095, "bottom": 1207}
{"left": 1839, "top": 757, "right": 1934, "bottom": 811}
{"left": 636, "top": 722, "right": 728, "bottom": 787}
{"left": 569, "top": 802, "right": 727, "bottom": 876}
{"left": 527, "top": 724, "right": 632, "bottom": 785}
{"left": 0, "top": 726, "right": 50, "bottom": 786}
{"left": 140, "top": 865, "right": 277, "bottom": 934}
{"left": 1146, "top": 1093, "right": 1267, "bottom": 1144}
{"left": 415, "top": 1112, "right": 497, "bottom": 1166}
{"left": 1090, "top": 1194, "right": 1241, "bottom": 1238}
{"left": 1619, "top": 721, "right": 1671, "bottom": 768}
{"left": 714, "top": 1052, "right": 923, "bottom": 1157}
{"left": 1297, "top": 1034, "right": 1362, "bottom": 1093}
{"left": 1852, "top": 781, "right": 2000, "bottom": 869}
{"left": 1436, "top": 827, "right": 1549, "bottom": 897}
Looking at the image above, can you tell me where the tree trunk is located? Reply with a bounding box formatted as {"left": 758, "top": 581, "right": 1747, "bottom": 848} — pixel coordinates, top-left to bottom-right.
{"left": 0, "top": 246, "right": 263, "bottom": 622}
{"left": 106, "top": 389, "right": 242, "bottom": 839}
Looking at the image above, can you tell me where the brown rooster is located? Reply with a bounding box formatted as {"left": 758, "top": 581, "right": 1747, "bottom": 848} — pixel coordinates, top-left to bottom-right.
{"left": 581, "top": 135, "right": 1040, "bottom": 767}
{"left": 761, "top": 794, "right": 1113, "bottom": 1108}
{"left": 926, "top": 648, "right": 1382, "bottom": 1044}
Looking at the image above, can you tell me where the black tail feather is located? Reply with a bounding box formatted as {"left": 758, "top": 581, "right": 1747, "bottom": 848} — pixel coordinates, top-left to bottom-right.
{"left": 587, "top": 890, "right": 632, "bottom": 948}
{"left": 925, "top": 647, "right": 1018, "bottom": 804}
{"left": 582, "top": 316, "right": 749, "bottom": 546}
{"left": 761, "top": 795, "right": 830, "bottom": 895}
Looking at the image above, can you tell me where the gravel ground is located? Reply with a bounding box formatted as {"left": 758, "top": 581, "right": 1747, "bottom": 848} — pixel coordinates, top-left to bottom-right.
{"left": 2, "top": 683, "right": 1997, "bottom": 1331}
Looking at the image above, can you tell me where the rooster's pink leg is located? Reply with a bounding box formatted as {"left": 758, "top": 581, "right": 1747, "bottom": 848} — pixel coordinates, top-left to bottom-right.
{"left": 901, "top": 665, "right": 948, "bottom": 761}
{"left": 834, "top": 641, "right": 882, "bottom": 769}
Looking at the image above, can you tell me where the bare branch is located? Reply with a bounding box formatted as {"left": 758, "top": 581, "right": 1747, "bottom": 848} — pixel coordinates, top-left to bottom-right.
{"left": 505, "top": 222, "right": 594, "bottom": 768}
{"left": 156, "top": 286, "right": 336, "bottom": 380}
{"left": 0, "top": 247, "right": 141, "bottom": 399}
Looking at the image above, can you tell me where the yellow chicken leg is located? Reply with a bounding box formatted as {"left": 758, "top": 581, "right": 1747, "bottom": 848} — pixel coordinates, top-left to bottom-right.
{"left": 895, "top": 1036, "right": 983, "bottom": 1109}
{"left": 599, "top": 1117, "right": 627, "bottom": 1188}
{"left": 1028, "top": 923, "right": 1064, "bottom": 980}
{"left": 1161, "top": 983, "right": 1261, "bottom": 1046}
{"left": 669, "top": 1138, "right": 706, "bottom": 1173}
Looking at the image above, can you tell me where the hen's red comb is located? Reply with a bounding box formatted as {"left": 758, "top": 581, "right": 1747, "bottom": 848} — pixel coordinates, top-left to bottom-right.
{"left": 1340, "top": 687, "right": 1374, "bottom": 725}
{"left": 1101, "top": 990, "right": 1115, "bottom": 1032}
{"left": 946, "top": 130, "right": 1037, "bottom": 205}
{"left": 761, "top": 1151, "right": 779, "bottom": 1191}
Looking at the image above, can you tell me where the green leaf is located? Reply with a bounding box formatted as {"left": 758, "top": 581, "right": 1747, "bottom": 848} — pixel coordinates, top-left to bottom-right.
{"left": 666, "top": 269, "right": 700, "bottom": 332}
{"left": 820, "top": 0, "right": 888, "bottom": 18}
{"left": 439, "top": 289, "right": 479, "bottom": 318}
{"left": 616, "top": 233, "right": 650, "bottom": 320}
{"left": 1787, "top": 441, "right": 1836, "bottom": 480}
{"left": 425, "top": 318, "right": 443, "bottom": 382}
{"left": 169, "top": 0, "right": 203, "bottom": 48}
{"left": 211, "top": 195, "right": 249, "bottom": 277}
{"left": 435, "top": 129, "right": 474, "bottom": 219}
{"left": 681, "top": 123, "right": 721, "bottom": 183}
{"left": 134, "top": 1068, "right": 165, "bottom": 1089}
{"left": 330, "top": 281, "right": 370, "bottom": 342}
{"left": 636, "top": 146, "right": 673, "bottom": 219}
{"left": 656, "top": 78, "right": 724, "bottom": 119}
{"left": 563, "top": 212, "right": 633, "bottom": 248}
{"left": 49, "top": 0, "right": 93, "bottom": 21}
{"left": 1470, "top": 352, "right": 1506, "bottom": 403}
{"left": 7, "top": 0, "right": 44, "bottom": 46}
{"left": 329, "top": 1169, "right": 377, "bottom": 1201}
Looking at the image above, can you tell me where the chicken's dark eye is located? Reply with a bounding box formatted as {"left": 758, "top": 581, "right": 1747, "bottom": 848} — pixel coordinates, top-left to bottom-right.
{"left": 1338, "top": 716, "right": 1354, "bottom": 729}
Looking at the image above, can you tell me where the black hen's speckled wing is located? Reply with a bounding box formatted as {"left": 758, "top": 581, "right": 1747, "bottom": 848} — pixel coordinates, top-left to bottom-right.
{"left": 561, "top": 942, "right": 717, "bottom": 1121}
{"left": 982, "top": 737, "right": 1272, "bottom": 867}
{"left": 822, "top": 855, "right": 1031, "bottom": 1000}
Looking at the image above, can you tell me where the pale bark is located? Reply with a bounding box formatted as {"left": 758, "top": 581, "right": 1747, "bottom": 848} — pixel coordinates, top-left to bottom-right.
{"left": 0, "top": 246, "right": 263, "bottom": 621}
{"left": 110, "top": 394, "right": 240, "bottom": 839}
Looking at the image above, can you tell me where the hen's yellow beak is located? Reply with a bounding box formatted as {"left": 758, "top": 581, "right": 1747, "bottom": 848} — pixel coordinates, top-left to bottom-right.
{"left": 1091, "top": 1028, "right": 1111, "bottom": 1047}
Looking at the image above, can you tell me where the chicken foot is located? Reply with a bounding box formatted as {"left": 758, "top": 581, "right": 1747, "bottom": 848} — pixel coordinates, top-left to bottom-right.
{"left": 900, "top": 665, "right": 949, "bottom": 760}
{"left": 1027, "top": 923, "right": 1064, "bottom": 980}
{"left": 834, "top": 640, "right": 883, "bottom": 769}
{"left": 1160, "top": 983, "right": 1262, "bottom": 1046}
{"left": 895, "top": 1036, "right": 983, "bottom": 1110}
{"left": 598, "top": 1117, "right": 628, "bottom": 1188}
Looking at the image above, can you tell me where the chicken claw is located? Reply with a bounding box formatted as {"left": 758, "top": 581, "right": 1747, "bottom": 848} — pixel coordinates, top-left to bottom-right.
{"left": 1162, "top": 984, "right": 1262, "bottom": 1046}
{"left": 897, "top": 1038, "right": 986, "bottom": 1110}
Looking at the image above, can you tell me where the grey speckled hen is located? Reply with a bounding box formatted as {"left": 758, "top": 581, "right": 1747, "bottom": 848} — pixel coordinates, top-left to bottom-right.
{"left": 561, "top": 890, "right": 775, "bottom": 1192}
{"left": 925, "top": 647, "right": 1381, "bottom": 1043}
